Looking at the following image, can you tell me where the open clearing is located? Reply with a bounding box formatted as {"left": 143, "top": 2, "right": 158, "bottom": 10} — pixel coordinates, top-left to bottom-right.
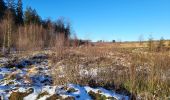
{"left": 0, "top": 43, "right": 170, "bottom": 100}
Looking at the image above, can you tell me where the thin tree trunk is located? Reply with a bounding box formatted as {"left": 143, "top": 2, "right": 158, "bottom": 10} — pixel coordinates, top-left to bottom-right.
{"left": 2, "top": 24, "right": 6, "bottom": 54}
{"left": 7, "top": 20, "right": 11, "bottom": 53}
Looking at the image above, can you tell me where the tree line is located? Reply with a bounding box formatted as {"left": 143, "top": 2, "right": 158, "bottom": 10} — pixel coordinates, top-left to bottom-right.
{"left": 0, "top": 0, "right": 72, "bottom": 53}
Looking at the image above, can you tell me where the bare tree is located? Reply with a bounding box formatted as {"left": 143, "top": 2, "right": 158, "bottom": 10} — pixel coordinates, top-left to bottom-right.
{"left": 0, "top": 10, "right": 14, "bottom": 54}
{"left": 0, "top": 19, "right": 7, "bottom": 53}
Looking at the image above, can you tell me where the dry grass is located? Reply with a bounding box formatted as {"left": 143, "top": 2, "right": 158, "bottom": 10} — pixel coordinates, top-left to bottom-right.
{"left": 115, "top": 40, "right": 170, "bottom": 50}
{"left": 50, "top": 43, "right": 170, "bottom": 99}
{"left": 123, "top": 51, "right": 170, "bottom": 99}
{"left": 9, "top": 88, "right": 34, "bottom": 100}
{"left": 0, "top": 33, "right": 169, "bottom": 99}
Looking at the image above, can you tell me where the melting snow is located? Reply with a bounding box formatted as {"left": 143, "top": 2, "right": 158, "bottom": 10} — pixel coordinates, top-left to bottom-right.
{"left": 0, "top": 54, "right": 129, "bottom": 100}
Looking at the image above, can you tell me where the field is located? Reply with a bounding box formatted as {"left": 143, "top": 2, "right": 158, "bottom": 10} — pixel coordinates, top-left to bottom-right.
{"left": 0, "top": 0, "right": 170, "bottom": 99}
{"left": 0, "top": 41, "right": 170, "bottom": 100}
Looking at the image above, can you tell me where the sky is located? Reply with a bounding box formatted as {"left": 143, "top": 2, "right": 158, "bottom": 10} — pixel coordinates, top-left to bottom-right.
{"left": 22, "top": 0, "right": 170, "bottom": 42}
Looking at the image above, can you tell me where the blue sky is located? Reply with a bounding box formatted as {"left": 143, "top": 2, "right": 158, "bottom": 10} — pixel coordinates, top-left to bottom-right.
{"left": 22, "top": 0, "right": 170, "bottom": 42}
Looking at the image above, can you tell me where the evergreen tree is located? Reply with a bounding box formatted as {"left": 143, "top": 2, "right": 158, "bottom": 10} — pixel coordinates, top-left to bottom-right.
{"left": 24, "top": 7, "right": 41, "bottom": 25}
{"left": 65, "top": 23, "right": 71, "bottom": 40}
{"left": 6, "top": 0, "right": 17, "bottom": 23}
{"left": 32, "top": 9, "right": 41, "bottom": 24}
{"left": 55, "top": 18, "right": 65, "bottom": 33}
{"left": 6, "top": 0, "right": 15, "bottom": 10}
{"left": 16, "top": 0, "right": 23, "bottom": 25}
{"left": 42, "top": 18, "right": 53, "bottom": 29}
{"left": 24, "top": 7, "right": 32, "bottom": 24}
{"left": 0, "top": 0, "right": 7, "bottom": 20}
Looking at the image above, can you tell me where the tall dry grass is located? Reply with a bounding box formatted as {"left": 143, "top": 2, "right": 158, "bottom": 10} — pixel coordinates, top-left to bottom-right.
{"left": 51, "top": 43, "right": 170, "bottom": 99}
{"left": 126, "top": 51, "right": 170, "bottom": 99}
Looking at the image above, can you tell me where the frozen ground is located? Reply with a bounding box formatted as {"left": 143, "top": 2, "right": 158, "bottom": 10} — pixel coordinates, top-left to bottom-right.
{"left": 0, "top": 53, "right": 129, "bottom": 100}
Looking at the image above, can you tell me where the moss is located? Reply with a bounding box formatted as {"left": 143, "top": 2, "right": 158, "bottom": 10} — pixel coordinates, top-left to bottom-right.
{"left": 67, "top": 88, "right": 78, "bottom": 93}
{"left": 88, "top": 91, "right": 107, "bottom": 100}
{"left": 46, "top": 94, "right": 63, "bottom": 100}
{"left": 61, "top": 86, "right": 68, "bottom": 91}
{"left": 8, "top": 81, "right": 15, "bottom": 85}
{"left": 36, "top": 91, "right": 49, "bottom": 99}
{"left": 107, "top": 97, "right": 117, "bottom": 100}
{"left": 64, "top": 96, "right": 75, "bottom": 100}
{"left": 9, "top": 88, "right": 34, "bottom": 100}
{"left": 88, "top": 79, "right": 97, "bottom": 88}
{"left": 46, "top": 94, "right": 75, "bottom": 100}
{"left": 7, "top": 74, "right": 17, "bottom": 80}
{"left": 0, "top": 52, "right": 3, "bottom": 57}
{"left": 97, "top": 90, "right": 102, "bottom": 93}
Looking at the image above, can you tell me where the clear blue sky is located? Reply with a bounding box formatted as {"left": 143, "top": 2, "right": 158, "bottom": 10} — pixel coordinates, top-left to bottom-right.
{"left": 22, "top": 0, "right": 170, "bottom": 42}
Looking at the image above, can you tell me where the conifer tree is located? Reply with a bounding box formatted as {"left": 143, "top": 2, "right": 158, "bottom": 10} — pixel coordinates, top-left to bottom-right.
{"left": 6, "top": 0, "right": 16, "bottom": 23}
{"left": 24, "top": 7, "right": 41, "bottom": 25}
{"left": 16, "top": 0, "right": 23, "bottom": 25}
{"left": 0, "top": 0, "right": 7, "bottom": 20}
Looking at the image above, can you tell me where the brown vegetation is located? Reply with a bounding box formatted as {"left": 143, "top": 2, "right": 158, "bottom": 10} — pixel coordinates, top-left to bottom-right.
{"left": 9, "top": 88, "right": 34, "bottom": 100}
{"left": 50, "top": 42, "right": 170, "bottom": 99}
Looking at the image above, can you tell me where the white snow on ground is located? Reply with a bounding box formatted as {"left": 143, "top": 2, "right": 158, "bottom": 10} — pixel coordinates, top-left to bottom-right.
{"left": 59, "top": 84, "right": 92, "bottom": 100}
{"left": 79, "top": 68, "right": 98, "bottom": 77}
{"left": 0, "top": 54, "right": 129, "bottom": 100}
{"left": 22, "top": 84, "right": 129, "bottom": 100}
